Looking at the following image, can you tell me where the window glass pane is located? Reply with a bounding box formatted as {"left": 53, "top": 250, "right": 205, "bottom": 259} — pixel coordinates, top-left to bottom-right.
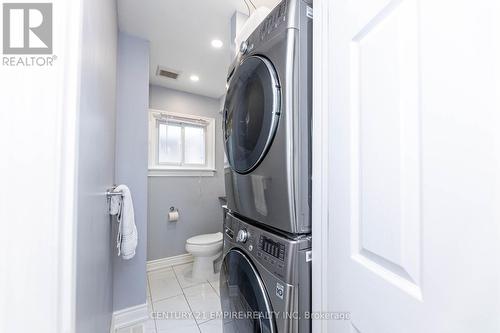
{"left": 184, "top": 125, "right": 206, "bottom": 165}
{"left": 158, "top": 123, "right": 181, "bottom": 164}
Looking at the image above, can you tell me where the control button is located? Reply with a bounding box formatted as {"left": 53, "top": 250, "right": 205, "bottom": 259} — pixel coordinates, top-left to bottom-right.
{"left": 248, "top": 244, "right": 253, "bottom": 251}
{"left": 240, "top": 41, "right": 248, "bottom": 54}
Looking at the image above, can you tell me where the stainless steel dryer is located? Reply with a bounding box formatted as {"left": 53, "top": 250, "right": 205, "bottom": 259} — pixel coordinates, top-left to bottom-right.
{"left": 220, "top": 212, "right": 311, "bottom": 333}
{"left": 223, "top": 0, "right": 313, "bottom": 234}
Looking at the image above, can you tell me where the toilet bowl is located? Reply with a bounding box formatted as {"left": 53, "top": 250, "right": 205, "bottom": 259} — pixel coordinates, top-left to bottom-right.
{"left": 185, "top": 232, "right": 223, "bottom": 280}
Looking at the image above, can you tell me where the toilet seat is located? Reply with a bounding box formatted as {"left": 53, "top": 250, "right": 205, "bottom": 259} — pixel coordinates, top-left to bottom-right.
{"left": 186, "top": 232, "right": 223, "bottom": 246}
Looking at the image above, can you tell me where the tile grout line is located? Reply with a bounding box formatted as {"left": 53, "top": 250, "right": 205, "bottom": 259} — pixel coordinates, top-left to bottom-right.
{"left": 208, "top": 279, "right": 219, "bottom": 297}
{"left": 171, "top": 265, "right": 203, "bottom": 333}
{"left": 148, "top": 266, "right": 186, "bottom": 303}
{"left": 202, "top": 277, "right": 221, "bottom": 329}
{"left": 150, "top": 291, "right": 185, "bottom": 303}
{"left": 192, "top": 275, "right": 221, "bottom": 327}
{"left": 151, "top": 263, "right": 220, "bottom": 332}
{"left": 149, "top": 265, "right": 186, "bottom": 332}
{"left": 146, "top": 272, "right": 159, "bottom": 333}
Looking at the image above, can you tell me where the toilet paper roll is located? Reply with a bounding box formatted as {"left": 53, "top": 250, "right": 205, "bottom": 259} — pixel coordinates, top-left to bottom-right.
{"left": 168, "top": 211, "right": 179, "bottom": 222}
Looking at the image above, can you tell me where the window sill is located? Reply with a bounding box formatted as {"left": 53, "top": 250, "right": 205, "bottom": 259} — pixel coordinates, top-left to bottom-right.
{"left": 148, "top": 168, "right": 216, "bottom": 177}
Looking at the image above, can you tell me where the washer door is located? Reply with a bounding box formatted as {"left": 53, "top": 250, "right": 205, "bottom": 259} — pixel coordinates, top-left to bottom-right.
{"left": 220, "top": 249, "right": 275, "bottom": 333}
{"left": 223, "top": 56, "right": 280, "bottom": 174}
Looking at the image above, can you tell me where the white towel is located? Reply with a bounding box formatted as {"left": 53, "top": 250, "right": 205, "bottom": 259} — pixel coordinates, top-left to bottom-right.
{"left": 113, "top": 184, "right": 138, "bottom": 260}
{"left": 109, "top": 194, "right": 121, "bottom": 216}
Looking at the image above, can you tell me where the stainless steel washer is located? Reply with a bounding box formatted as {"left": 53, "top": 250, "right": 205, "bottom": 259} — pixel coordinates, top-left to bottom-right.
{"left": 220, "top": 212, "right": 311, "bottom": 333}
{"left": 223, "top": 0, "right": 313, "bottom": 234}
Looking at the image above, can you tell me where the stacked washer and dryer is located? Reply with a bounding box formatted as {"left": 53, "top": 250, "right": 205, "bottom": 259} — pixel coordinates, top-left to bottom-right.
{"left": 220, "top": 0, "right": 313, "bottom": 332}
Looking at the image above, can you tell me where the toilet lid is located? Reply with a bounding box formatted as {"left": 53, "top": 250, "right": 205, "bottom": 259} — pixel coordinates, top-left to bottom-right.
{"left": 186, "top": 232, "right": 223, "bottom": 245}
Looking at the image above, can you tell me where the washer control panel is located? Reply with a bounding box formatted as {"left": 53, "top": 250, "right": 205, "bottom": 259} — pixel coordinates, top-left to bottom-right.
{"left": 224, "top": 212, "right": 311, "bottom": 284}
{"left": 227, "top": 219, "right": 288, "bottom": 278}
{"left": 256, "top": 235, "right": 287, "bottom": 278}
{"left": 259, "top": 235, "right": 285, "bottom": 261}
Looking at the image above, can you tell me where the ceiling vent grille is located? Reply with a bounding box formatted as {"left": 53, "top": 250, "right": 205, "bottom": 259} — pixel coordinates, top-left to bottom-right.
{"left": 156, "top": 66, "right": 180, "bottom": 80}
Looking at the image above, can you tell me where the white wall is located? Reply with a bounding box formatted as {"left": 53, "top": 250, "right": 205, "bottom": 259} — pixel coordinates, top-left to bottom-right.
{"left": 113, "top": 32, "right": 150, "bottom": 311}
{"left": 148, "top": 86, "right": 226, "bottom": 260}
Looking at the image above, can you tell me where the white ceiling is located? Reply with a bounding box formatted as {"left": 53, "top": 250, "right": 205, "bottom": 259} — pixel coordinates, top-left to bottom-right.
{"left": 118, "top": 0, "right": 281, "bottom": 99}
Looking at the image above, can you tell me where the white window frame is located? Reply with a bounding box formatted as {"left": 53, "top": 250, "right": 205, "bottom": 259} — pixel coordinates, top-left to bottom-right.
{"left": 148, "top": 109, "right": 216, "bottom": 177}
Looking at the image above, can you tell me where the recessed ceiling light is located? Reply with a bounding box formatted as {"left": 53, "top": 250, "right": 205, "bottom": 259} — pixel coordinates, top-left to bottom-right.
{"left": 211, "top": 39, "right": 223, "bottom": 48}
{"left": 190, "top": 75, "right": 200, "bottom": 82}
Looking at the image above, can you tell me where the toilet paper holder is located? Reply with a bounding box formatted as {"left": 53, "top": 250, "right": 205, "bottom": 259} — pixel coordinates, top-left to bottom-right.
{"left": 168, "top": 206, "right": 180, "bottom": 222}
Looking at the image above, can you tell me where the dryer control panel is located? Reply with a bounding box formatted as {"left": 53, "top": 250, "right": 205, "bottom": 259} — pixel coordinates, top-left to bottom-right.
{"left": 259, "top": 0, "right": 288, "bottom": 41}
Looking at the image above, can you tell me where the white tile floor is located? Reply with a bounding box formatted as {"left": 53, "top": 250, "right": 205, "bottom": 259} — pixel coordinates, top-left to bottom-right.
{"left": 146, "top": 262, "right": 222, "bottom": 333}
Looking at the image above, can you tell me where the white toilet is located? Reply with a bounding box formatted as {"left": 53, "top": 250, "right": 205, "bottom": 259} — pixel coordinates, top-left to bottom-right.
{"left": 185, "top": 232, "right": 223, "bottom": 280}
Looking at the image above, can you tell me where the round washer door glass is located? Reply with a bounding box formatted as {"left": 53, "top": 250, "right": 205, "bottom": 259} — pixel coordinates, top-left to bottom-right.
{"left": 223, "top": 56, "right": 280, "bottom": 174}
{"left": 220, "top": 249, "right": 275, "bottom": 333}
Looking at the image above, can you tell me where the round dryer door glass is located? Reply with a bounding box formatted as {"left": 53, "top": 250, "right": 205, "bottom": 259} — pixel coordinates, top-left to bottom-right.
{"left": 223, "top": 56, "right": 280, "bottom": 174}
{"left": 220, "top": 249, "right": 275, "bottom": 333}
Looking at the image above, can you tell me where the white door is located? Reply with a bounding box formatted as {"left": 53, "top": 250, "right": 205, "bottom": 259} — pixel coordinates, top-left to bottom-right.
{"left": 318, "top": 0, "right": 500, "bottom": 332}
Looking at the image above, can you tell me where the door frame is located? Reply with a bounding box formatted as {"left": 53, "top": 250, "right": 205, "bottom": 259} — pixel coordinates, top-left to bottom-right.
{"left": 57, "top": 0, "right": 84, "bottom": 331}
{"left": 0, "top": 0, "right": 83, "bottom": 330}
{"left": 311, "top": 0, "right": 331, "bottom": 332}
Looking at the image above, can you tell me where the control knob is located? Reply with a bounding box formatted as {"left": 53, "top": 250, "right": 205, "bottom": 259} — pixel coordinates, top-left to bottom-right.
{"left": 236, "top": 229, "right": 249, "bottom": 243}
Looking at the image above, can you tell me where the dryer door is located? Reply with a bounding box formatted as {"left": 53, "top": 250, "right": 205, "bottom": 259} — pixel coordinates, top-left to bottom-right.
{"left": 220, "top": 249, "right": 276, "bottom": 333}
{"left": 223, "top": 56, "right": 280, "bottom": 174}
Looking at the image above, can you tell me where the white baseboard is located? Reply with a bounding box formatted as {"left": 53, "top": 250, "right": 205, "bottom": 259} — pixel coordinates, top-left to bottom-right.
{"left": 146, "top": 253, "right": 194, "bottom": 272}
{"left": 110, "top": 303, "right": 148, "bottom": 332}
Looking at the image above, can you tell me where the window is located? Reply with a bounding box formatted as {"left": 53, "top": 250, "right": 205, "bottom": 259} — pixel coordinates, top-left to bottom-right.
{"left": 157, "top": 122, "right": 205, "bottom": 165}
{"left": 149, "top": 109, "right": 216, "bottom": 176}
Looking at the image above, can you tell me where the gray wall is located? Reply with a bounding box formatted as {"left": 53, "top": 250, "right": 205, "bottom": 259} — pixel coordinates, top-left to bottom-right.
{"left": 75, "top": 0, "right": 117, "bottom": 331}
{"left": 148, "top": 86, "right": 226, "bottom": 260}
{"left": 113, "top": 33, "right": 150, "bottom": 311}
